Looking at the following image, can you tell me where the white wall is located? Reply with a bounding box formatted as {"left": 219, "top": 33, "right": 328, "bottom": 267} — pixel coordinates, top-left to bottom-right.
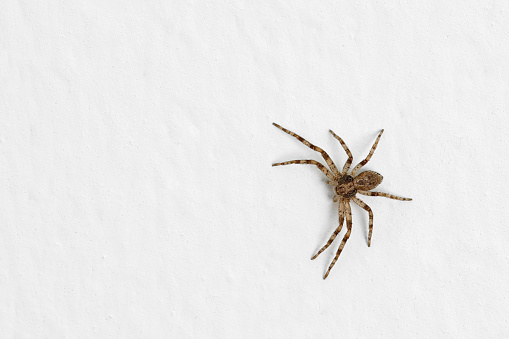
{"left": 1, "top": 1, "right": 508, "bottom": 338}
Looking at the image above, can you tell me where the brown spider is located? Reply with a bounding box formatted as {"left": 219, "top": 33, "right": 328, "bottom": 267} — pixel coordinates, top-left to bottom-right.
{"left": 272, "top": 123, "right": 412, "bottom": 279}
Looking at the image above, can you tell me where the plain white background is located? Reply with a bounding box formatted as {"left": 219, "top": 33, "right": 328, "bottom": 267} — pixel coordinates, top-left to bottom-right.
{"left": 1, "top": 1, "right": 509, "bottom": 338}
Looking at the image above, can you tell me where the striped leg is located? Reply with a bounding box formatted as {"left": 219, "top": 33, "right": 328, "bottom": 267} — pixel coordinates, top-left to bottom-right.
{"left": 358, "top": 190, "right": 412, "bottom": 201}
{"left": 329, "top": 130, "right": 353, "bottom": 174}
{"left": 324, "top": 200, "right": 353, "bottom": 279}
{"left": 272, "top": 160, "right": 335, "bottom": 181}
{"left": 311, "top": 200, "right": 345, "bottom": 260}
{"left": 273, "top": 123, "right": 340, "bottom": 176}
{"left": 351, "top": 196, "right": 374, "bottom": 247}
{"left": 351, "top": 129, "right": 384, "bottom": 177}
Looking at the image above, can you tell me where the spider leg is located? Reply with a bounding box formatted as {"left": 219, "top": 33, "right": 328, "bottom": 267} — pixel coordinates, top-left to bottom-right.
{"left": 351, "top": 129, "right": 384, "bottom": 177}
{"left": 351, "top": 196, "right": 374, "bottom": 247}
{"left": 329, "top": 130, "right": 353, "bottom": 175}
{"left": 311, "top": 199, "right": 345, "bottom": 260}
{"left": 273, "top": 123, "right": 340, "bottom": 176}
{"left": 272, "top": 160, "right": 335, "bottom": 181}
{"left": 357, "top": 190, "right": 412, "bottom": 201}
{"left": 324, "top": 199, "right": 353, "bottom": 279}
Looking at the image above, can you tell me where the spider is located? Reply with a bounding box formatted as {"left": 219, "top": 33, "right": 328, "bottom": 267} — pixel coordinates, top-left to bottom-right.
{"left": 272, "top": 123, "right": 412, "bottom": 279}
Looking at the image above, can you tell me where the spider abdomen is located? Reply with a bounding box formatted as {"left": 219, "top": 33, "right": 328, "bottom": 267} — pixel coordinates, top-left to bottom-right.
{"left": 353, "top": 171, "right": 383, "bottom": 191}
{"left": 335, "top": 175, "right": 357, "bottom": 198}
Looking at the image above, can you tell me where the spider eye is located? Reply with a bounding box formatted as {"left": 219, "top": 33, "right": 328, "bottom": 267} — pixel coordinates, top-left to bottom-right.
{"left": 353, "top": 171, "right": 383, "bottom": 190}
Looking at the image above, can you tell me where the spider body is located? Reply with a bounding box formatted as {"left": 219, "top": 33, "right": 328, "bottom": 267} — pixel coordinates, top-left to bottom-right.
{"left": 272, "top": 123, "right": 411, "bottom": 279}
{"left": 336, "top": 175, "right": 356, "bottom": 198}
{"left": 354, "top": 170, "right": 383, "bottom": 190}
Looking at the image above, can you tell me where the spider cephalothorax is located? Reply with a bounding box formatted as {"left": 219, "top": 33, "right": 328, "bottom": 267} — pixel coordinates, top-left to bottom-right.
{"left": 335, "top": 175, "right": 356, "bottom": 198}
{"left": 272, "top": 123, "right": 411, "bottom": 279}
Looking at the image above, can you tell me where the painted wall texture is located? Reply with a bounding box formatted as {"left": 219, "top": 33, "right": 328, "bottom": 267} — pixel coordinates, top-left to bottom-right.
{"left": 1, "top": 1, "right": 508, "bottom": 337}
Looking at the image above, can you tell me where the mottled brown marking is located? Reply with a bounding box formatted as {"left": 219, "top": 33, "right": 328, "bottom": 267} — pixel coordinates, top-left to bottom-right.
{"left": 335, "top": 175, "right": 357, "bottom": 198}
{"left": 272, "top": 123, "right": 412, "bottom": 280}
{"left": 354, "top": 171, "right": 383, "bottom": 191}
{"left": 351, "top": 129, "right": 384, "bottom": 176}
{"left": 273, "top": 123, "right": 340, "bottom": 175}
{"left": 352, "top": 196, "right": 374, "bottom": 247}
{"left": 330, "top": 130, "right": 353, "bottom": 174}
{"left": 272, "top": 159, "right": 336, "bottom": 181}
{"left": 357, "top": 190, "right": 412, "bottom": 201}
{"left": 323, "top": 200, "right": 352, "bottom": 279}
{"left": 311, "top": 199, "right": 345, "bottom": 260}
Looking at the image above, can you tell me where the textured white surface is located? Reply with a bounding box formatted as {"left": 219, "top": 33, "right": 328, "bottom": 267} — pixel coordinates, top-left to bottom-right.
{"left": 1, "top": 1, "right": 509, "bottom": 338}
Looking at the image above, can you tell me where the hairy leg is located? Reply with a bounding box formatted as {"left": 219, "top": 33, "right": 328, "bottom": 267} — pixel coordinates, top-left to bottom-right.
{"left": 357, "top": 190, "right": 412, "bottom": 201}
{"left": 311, "top": 199, "right": 345, "bottom": 260}
{"left": 351, "top": 129, "right": 384, "bottom": 177}
{"left": 272, "top": 159, "right": 335, "bottom": 181}
{"left": 351, "top": 196, "right": 374, "bottom": 247}
{"left": 273, "top": 123, "right": 340, "bottom": 176}
{"left": 324, "top": 200, "right": 353, "bottom": 279}
{"left": 329, "top": 130, "right": 353, "bottom": 175}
